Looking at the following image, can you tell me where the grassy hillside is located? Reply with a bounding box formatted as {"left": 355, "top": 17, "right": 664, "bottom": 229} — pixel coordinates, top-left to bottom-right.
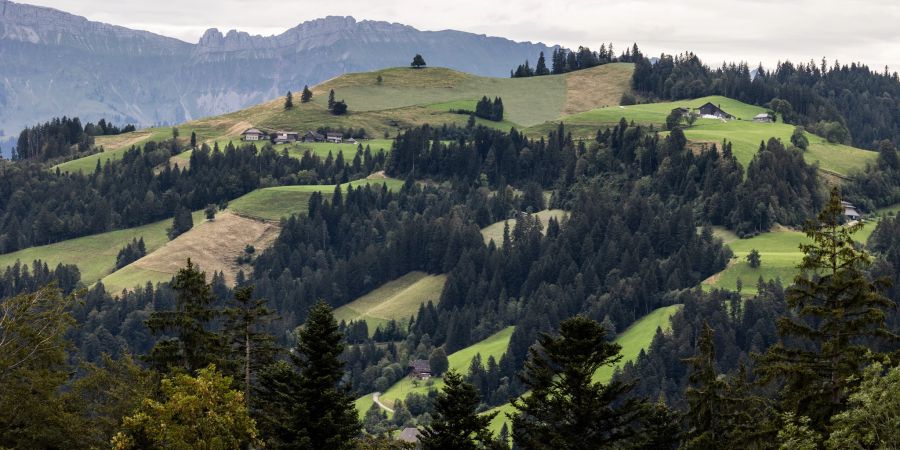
{"left": 705, "top": 220, "right": 880, "bottom": 296}
{"left": 56, "top": 64, "right": 633, "bottom": 174}
{"left": 0, "top": 211, "right": 203, "bottom": 286}
{"left": 333, "top": 271, "right": 447, "bottom": 334}
{"left": 356, "top": 326, "right": 516, "bottom": 416}
{"left": 101, "top": 212, "right": 280, "bottom": 293}
{"left": 229, "top": 178, "right": 405, "bottom": 221}
{"left": 485, "top": 304, "right": 683, "bottom": 434}
{"left": 480, "top": 209, "right": 568, "bottom": 246}
{"left": 538, "top": 95, "right": 876, "bottom": 175}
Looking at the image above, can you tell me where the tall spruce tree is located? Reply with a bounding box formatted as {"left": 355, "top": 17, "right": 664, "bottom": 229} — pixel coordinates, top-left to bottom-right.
{"left": 682, "top": 322, "right": 773, "bottom": 449}
{"left": 223, "top": 285, "right": 278, "bottom": 404}
{"left": 284, "top": 91, "right": 294, "bottom": 109}
{"left": 300, "top": 85, "right": 313, "bottom": 103}
{"left": 535, "top": 52, "right": 549, "bottom": 76}
{"left": 511, "top": 316, "right": 645, "bottom": 449}
{"left": 419, "top": 370, "right": 500, "bottom": 450}
{"left": 256, "top": 300, "right": 359, "bottom": 449}
{"left": 756, "top": 188, "right": 898, "bottom": 431}
{"left": 328, "top": 89, "right": 336, "bottom": 110}
{"left": 145, "top": 259, "right": 221, "bottom": 373}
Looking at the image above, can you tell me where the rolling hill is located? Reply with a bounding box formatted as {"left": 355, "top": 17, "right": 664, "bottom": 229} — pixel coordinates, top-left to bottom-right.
{"left": 532, "top": 95, "right": 877, "bottom": 175}
{"left": 53, "top": 63, "right": 634, "bottom": 174}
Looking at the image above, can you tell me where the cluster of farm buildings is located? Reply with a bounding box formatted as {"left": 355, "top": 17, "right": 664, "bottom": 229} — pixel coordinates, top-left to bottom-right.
{"left": 240, "top": 128, "right": 356, "bottom": 145}
{"left": 686, "top": 102, "right": 774, "bottom": 123}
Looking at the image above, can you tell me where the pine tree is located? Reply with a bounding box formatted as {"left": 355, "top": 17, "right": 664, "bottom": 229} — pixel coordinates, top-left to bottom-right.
{"left": 167, "top": 206, "right": 193, "bottom": 240}
{"left": 256, "top": 300, "right": 359, "bottom": 449}
{"left": 535, "top": 52, "right": 549, "bottom": 76}
{"left": 411, "top": 54, "right": 427, "bottom": 68}
{"left": 419, "top": 370, "right": 500, "bottom": 450}
{"left": 190, "top": 131, "right": 197, "bottom": 148}
{"left": 756, "top": 188, "right": 898, "bottom": 431}
{"left": 328, "top": 89, "right": 336, "bottom": 110}
{"left": 284, "top": 91, "right": 294, "bottom": 109}
{"left": 222, "top": 286, "right": 278, "bottom": 404}
{"left": 633, "top": 397, "right": 681, "bottom": 450}
{"left": 511, "top": 316, "right": 645, "bottom": 449}
{"left": 429, "top": 347, "right": 449, "bottom": 376}
{"left": 683, "top": 322, "right": 774, "bottom": 449}
{"left": 300, "top": 85, "right": 313, "bottom": 103}
{"left": 145, "top": 259, "right": 221, "bottom": 373}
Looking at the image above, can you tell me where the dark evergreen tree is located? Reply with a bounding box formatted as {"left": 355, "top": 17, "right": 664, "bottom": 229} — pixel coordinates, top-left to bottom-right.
{"left": 419, "top": 370, "right": 500, "bottom": 450}
{"left": 511, "top": 316, "right": 645, "bottom": 449}
{"left": 284, "top": 91, "right": 294, "bottom": 110}
{"left": 168, "top": 206, "right": 193, "bottom": 240}
{"left": 301, "top": 85, "right": 313, "bottom": 103}
{"left": 756, "top": 188, "right": 898, "bottom": 431}
{"left": 223, "top": 286, "right": 278, "bottom": 404}
{"left": 411, "top": 54, "right": 427, "bottom": 68}
{"left": 535, "top": 52, "right": 549, "bottom": 76}
{"left": 328, "top": 89, "right": 336, "bottom": 110}
{"left": 114, "top": 237, "right": 146, "bottom": 270}
{"left": 332, "top": 100, "right": 348, "bottom": 116}
{"left": 256, "top": 300, "right": 359, "bottom": 449}
{"left": 145, "top": 259, "right": 221, "bottom": 373}
{"left": 190, "top": 131, "right": 197, "bottom": 148}
{"left": 429, "top": 347, "right": 449, "bottom": 376}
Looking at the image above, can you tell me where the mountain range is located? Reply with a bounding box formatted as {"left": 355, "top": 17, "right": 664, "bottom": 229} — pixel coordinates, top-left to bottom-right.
{"left": 0, "top": 1, "right": 555, "bottom": 154}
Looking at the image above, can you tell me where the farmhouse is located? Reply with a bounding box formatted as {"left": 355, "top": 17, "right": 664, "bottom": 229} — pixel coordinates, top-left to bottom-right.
{"left": 697, "top": 102, "right": 734, "bottom": 119}
{"left": 274, "top": 131, "right": 299, "bottom": 144}
{"left": 303, "top": 131, "right": 325, "bottom": 142}
{"left": 241, "top": 128, "right": 265, "bottom": 141}
{"left": 326, "top": 132, "right": 343, "bottom": 143}
{"left": 408, "top": 359, "right": 431, "bottom": 380}
{"left": 842, "top": 201, "right": 861, "bottom": 221}
{"left": 753, "top": 113, "right": 773, "bottom": 123}
{"left": 398, "top": 428, "right": 421, "bottom": 445}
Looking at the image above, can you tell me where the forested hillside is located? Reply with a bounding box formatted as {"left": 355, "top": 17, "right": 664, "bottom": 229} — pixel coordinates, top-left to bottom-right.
{"left": 2, "top": 43, "right": 900, "bottom": 448}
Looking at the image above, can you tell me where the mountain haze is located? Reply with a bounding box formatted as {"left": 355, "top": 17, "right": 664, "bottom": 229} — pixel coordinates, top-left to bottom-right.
{"left": 0, "top": 1, "right": 555, "bottom": 153}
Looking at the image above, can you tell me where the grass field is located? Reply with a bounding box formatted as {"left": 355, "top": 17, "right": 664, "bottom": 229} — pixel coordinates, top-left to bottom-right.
{"left": 481, "top": 209, "right": 569, "bottom": 246}
{"left": 536, "top": 95, "right": 877, "bottom": 175}
{"left": 101, "top": 212, "right": 280, "bottom": 293}
{"left": 55, "top": 64, "right": 633, "bottom": 174}
{"left": 0, "top": 211, "right": 204, "bottom": 286}
{"left": 355, "top": 326, "right": 516, "bottom": 416}
{"left": 229, "top": 178, "right": 405, "bottom": 221}
{"left": 485, "top": 304, "right": 683, "bottom": 434}
{"left": 705, "top": 221, "right": 879, "bottom": 295}
{"left": 333, "top": 271, "right": 447, "bottom": 334}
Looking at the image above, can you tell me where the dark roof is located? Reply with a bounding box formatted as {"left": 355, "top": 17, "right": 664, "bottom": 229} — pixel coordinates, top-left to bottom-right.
{"left": 409, "top": 359, "right": 431, "bottom": 373}
{"left": 399, "top": 427, "right": 421, "bottom": 443}
{"left": 326, "top": 132, "right": 342, "bottom": 138}
{"left": 305, "top": 131, "right": 324, "bottom": 137}
{"left": 697, "top": 102, "right": 733, "bottom": 118}
{"left": 242, "top": 128, "right": 263, "bottom": 135}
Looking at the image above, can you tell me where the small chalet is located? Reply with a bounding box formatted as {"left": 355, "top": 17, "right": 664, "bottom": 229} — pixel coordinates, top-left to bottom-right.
{"left": 753, "top": 113, "right": 773, "bottom": 123}
{"left": 303, "top": 131, "right": 325, "bottom": 142}
{"left": 241, "top": 128, "right": 265, "bottom": 141}
{"left": 408, "top": 360, "right": 431, "bottom": 380}
{"left": 697, "top": 102, "right": 734, "bottom": 119}
{"left": 326, "top": 132, "right": 343, "bottom": 143}
{"left": 274, "top": 131, "right": 300, "bottom": 144}
{"left": 398, "top": 427, "right": 421, "bottom": 445}
{"left": 842, "top": 201, "right": 861, "bottom": 221}
{"left": 346, "top": 137, "right": 357, "bottom": 144}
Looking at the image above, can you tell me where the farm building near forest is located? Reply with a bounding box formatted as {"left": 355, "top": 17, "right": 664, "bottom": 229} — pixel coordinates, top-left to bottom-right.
{"left": 398, "top": 428, "right": 421, "bottom": 445}
{"left": 241, "top": 128, "right": 265, "bottom": 141}
{"left": 303, "top": 131, "right": 325, "bottom": 142}
{"left": 326, "top": 132, "right": 343, "bottom": 143}
{"left": 408, "top": 359, "right": 431, "bottom": 380}
{"left": 842, "top": 201, "right": 861, "bottom": 221}
{"left": 753, "top": 113, "right": 773, "bottom": 123}
{"left": 274, "top": 131, "right": 300, "bottom": 144}
{"left": 697, "top": 102, "right": 734, "bottom": 119}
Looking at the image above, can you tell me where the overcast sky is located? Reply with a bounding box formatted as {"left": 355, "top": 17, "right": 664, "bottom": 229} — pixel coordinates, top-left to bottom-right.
{"left": 25, "top": 0, "right": 900, "bottom": 71}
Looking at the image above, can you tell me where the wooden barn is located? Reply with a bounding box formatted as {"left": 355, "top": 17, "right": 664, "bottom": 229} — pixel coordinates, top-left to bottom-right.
{"left": 697, "top": 102, "right": 734, "bottom": 119}
{"left": 241, "top": 128, "right": 265, "bottom": 141}
{"left": 408, "top": 360, "right": 431, "bottom": 380}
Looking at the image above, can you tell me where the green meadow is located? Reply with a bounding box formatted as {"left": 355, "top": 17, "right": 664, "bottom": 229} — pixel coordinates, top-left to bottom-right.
{"left": 0, "top": 211, "right": 204, "bottom": 286}
{"left": 480, "top": 209, "right": 568, "bottom": 246}
{"left": 355, "top": 326, "right": 516, "bottom": 417}
{"left": 542, "top": 95, "right": 876, "bottom": 174}
{"left": 333, "top": 271, "right": 447, "bottom": 335}
{"left": 228, "top": 178, "right": 405, "bottom": 221}
{"left": 486, "top": 304, "right": 683, "bottom": 434}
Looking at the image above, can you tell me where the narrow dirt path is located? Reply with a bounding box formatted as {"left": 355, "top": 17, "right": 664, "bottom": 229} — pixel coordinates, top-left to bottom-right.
{"left": 372, "top": 392, "right": 394, "bottom": 414}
